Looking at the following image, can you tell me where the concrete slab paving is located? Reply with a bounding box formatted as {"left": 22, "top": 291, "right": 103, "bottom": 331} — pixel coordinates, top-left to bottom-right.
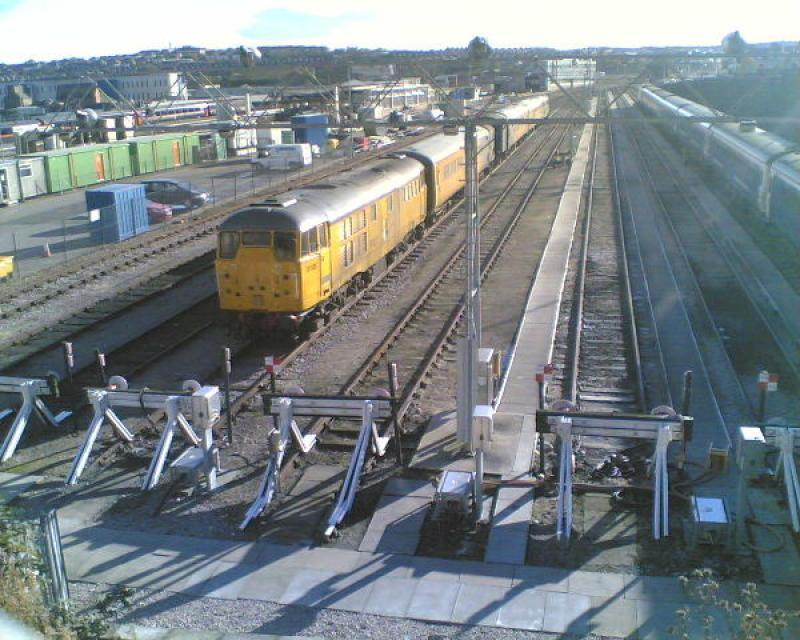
{"left": 451, "top": 582, "right": 507, "bottom": 625}
{"left": 587, "top": 596, "right": 638, "bottom": 638}
{"left": 485, "top": 485, "right": 533, "bottom": 565}
{"left": 358, "top": 494, "right": 428, "bottom": 554}
{"left": 277, "top": 568, "right": 339, "bottom": 607}
{"left": 496, "top": 588, "right": 547, "bottom": 631}
{"left": 568, "top": 569, "right": 626, "bottom": 598}
{"left": 542, "top": 591, "right": 592, "bottom": 634}
{"left": 512, "top": 565, "right": 570, "bottom": 592}
{"left": 361, "top": 576, "right": 416, "bottom": 617}
{"left": 405, "top": 578, "right": 460, "bottom": 622}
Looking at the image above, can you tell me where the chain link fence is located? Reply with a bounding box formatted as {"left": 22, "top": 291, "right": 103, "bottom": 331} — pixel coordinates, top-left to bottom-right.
{"left": 0, "top": 147, "right": 356, "bottom": 283}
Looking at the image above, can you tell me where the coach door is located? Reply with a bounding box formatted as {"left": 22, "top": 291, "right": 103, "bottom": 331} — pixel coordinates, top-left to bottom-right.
{"left": 317, "top": 223, "right": 332, "bottom": 297}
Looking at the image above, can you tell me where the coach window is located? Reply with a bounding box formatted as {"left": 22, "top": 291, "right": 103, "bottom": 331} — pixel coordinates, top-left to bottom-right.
{"left": 371, "top": 203, "right": 378, "bottom": 222}
{"left": 274, "top": 232, "right": 296, "bottom": 261}
{"left": 218, "top": 231, "right": 240, "bottom": 258}
{"left": 387, "top": 196, "right": 394, "bottom": 212}
{"left": 301, "top": 229, "right": 319, "bottom": 255}
{"left": 241, "top": 231, "right": 271, "bottom": 246}
{"left": 318, "top": 224, "right": 329, "bottom": 247}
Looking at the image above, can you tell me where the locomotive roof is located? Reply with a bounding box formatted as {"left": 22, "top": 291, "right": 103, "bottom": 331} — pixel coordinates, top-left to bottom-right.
{"left": 220, "top": 155, "right": 423, "bottom": 233}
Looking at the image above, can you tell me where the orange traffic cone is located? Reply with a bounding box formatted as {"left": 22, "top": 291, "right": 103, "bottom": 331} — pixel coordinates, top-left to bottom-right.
{"left": 42, "top": 243, "right": 52, "bottom": 257}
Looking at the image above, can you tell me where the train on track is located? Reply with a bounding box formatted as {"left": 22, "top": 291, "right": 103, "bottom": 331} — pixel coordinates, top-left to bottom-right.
{"left": 215, "top": 95, "right": 549, "bottom": 333}
{"left": 637, "top": 85, "right": 800, "bottom": 246}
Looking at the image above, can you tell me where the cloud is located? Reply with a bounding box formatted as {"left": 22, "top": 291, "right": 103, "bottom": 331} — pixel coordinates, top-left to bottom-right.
{"left": 0, "top": 0, "right": 796, "bottom": 64}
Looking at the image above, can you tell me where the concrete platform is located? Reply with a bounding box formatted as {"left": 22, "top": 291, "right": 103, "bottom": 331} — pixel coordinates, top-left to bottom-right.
{"left": 58, "top": 514, "right": 788, "bottom": 639}
{"left": 496, "top": 121, "right": 594, "bottom": 416}
{"left": 358, "top": 479, "right": 433, "bottom": 555}
{"left": 410, "top": 412, "right": 535, "bottom": 478}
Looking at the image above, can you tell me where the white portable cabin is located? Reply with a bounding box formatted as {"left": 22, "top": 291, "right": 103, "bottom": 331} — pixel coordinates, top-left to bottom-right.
{"left": 0, "top": 157, "right": 46, "bottom": 205}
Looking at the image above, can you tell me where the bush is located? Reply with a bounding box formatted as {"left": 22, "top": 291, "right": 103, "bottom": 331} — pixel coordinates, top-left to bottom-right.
{"left": 670, "top": 568, "right": 800, "bottom": 640}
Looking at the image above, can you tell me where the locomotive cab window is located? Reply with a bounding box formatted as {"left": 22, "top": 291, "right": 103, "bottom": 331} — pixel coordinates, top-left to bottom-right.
{"left": 274, "top": 232, "right": 297, "bottom": 261}
{"left": 301, "top": 229, "right": 319, "bottom": 255}
{"left": 241, "top": 231, "right": 271, "bottom": 247}
{"left": 219, "top": 231, "right": 240, "bottom": 259}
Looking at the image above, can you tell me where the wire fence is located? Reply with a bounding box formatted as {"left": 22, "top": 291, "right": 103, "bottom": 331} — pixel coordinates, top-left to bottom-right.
{"left": 0, "top": 147, "right": 355, "bottom": 283}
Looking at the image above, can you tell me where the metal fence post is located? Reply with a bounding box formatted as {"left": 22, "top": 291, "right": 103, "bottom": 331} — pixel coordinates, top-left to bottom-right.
{"left": 12, "top": 231, "right": 19, "bottom": 278}
{"left": 233, "top": 174, "right": 237, "bottom": 200}
{"left": 388, "top": 361, "right": 403, "bottom": 466}
{"left": 251, "top": 164, "right": 255, "bottom": 194}
{"left": 62, "top": 219, "right": 68, "bottom": 263}
{"left": 211, "top": 177, "right": 216, "bottom": 205}
{"left": 223, "top": 347, "right": 233, "bottom": 444}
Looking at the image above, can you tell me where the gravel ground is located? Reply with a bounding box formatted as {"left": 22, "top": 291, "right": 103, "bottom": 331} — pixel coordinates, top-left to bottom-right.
{"left": 69, "top": 581, "right": 610, "bottom": 640}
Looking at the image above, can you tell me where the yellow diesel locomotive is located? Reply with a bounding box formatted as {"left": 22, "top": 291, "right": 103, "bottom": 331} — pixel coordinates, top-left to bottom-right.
{"left": 215, "top": 95, "right": 548, "bottom": 333}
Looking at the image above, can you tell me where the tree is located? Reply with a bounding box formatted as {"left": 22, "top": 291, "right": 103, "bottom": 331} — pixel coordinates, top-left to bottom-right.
{"left": 467, "top": 36, "right": 492, "bottom": 63}
{"left": 722, "top": 31, "right": 747, "bottom": 57}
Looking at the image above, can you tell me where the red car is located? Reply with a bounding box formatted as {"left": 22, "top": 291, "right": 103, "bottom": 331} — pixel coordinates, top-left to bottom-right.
{"left": 146, "top": 199, "right": 173, "bottom": 223}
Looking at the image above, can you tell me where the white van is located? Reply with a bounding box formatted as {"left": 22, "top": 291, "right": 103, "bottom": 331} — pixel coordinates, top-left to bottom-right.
{"left": 252, "top": 144, "right": 313, "bottom": 170}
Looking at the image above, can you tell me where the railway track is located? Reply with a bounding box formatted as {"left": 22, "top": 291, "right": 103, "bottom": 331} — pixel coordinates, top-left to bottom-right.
{"left": 626, "top": 105, "right": 800, "bottom": 421}
{"left": 232, "top": 119, "right": 576, "bottom": 537}
{"left": 557, "top": 116, "right": 643, "bottom": 412}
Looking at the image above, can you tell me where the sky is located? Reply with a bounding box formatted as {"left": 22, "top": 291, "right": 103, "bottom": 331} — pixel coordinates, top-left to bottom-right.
{"left": 0, "top": 0, "right": 797, "bottom": 64}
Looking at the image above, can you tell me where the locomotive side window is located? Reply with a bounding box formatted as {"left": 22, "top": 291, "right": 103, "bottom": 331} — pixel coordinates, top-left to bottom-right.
{"left": 241, "top": 231, "right": 272, "bottom": 246}
{"left": 301, "top": 229, "right": 319, "bottom": 255}
{"left": 274, "top": 232, "right": 296, "bottom": 261}
{"left": 219, "top": 231, "right": 240, "bottom": 258}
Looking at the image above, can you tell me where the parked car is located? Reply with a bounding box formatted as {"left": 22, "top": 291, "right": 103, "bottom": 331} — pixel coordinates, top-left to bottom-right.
{"left": 141, "top": 179, "right": 209, "bottom": 210}
{"left": 145, "top": 199, "right": 173, "bottom": 223}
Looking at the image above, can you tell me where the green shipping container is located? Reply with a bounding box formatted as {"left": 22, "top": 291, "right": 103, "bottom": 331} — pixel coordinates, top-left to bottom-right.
{"left": 108, "top": 144, "right": 133, "bottom": 180}
{"left": 182, "top": 133, "right": 201, "bottom": 164}
{"left": 23, "top": 145, "right": 113, "bottom": 193}
{"left": 153, "top": 136, "right": 184, "bottom": 171}
{"left": 280, "top": 130, "right": 295, "bottom": 144}
{"left": 37, "top": 151, "right": 72, "bottom": 193}
{"left": 128, "top": 139, "right": 157, "bottom": 175}
{"left": 70, "top": 147, "right": 111, "bottom": 188}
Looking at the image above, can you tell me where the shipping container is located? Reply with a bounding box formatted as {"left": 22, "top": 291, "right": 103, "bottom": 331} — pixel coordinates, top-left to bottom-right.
{"left": 87, "top": 183, "right": 149, "bottom": 244}
{"left": 23, "top": 145, "right": 114, "bottom": 192}
{"left": 127, "top": 138, "right": 157, "bottom": 175}
{"left": 280, "top": 129, "right": 295, "bottom": 144}
{"left": 215, "top": 133, "right": 227, "bottom": 160}
{"left": 16, "top": 157, "right": 46, "bottom": 199}
{"left": 70, "top": 146, "right": 112, "bottom": 188}
{"left": 182, "top": 133, "right": 201, "bottom": 164}
{"left": 108, "top": 143, "right": 133, "bottom": 180}
{"left": 153, "top": 136, "right": 184, "bottom": 171}
{"left": 292, "top": 113, "right": 328, "bottom": 148}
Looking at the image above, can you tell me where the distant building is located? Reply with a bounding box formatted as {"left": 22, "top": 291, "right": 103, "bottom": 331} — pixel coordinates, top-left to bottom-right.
{"left": 346, "top": 78, "right": 432, "bottom": 114}
{"left": 0, "top": 71, "right": 187, "bottom": 109}
{"left": 546, "top": 59, "right": 596, "bottom": 87}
